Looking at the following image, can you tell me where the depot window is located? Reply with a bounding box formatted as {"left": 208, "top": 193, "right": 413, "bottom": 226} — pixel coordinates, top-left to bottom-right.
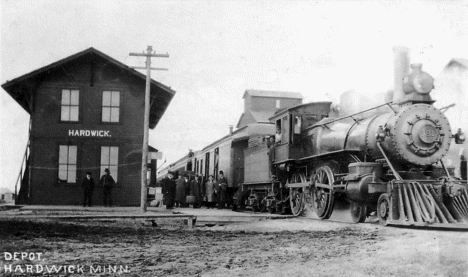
{"left": 100, "top": 146, "right": 119, "bottom": 181}
{"left": 58, "top": 145, "right": 77, "bottom": 183}
{"left": 61, "top": 89, "right": 80, "bottom": 122}
{"left": 102, "top": 91, "right": 120, "bottom": 123}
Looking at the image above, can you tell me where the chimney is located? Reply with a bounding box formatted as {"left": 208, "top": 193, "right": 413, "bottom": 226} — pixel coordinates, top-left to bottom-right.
{"left": 393, "top": 46, "right": 410, "bottom": 104}
{"left": 229, "top": 125, "right": 233, "bottom": 135}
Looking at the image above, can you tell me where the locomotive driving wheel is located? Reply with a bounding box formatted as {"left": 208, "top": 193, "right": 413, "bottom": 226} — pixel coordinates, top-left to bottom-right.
{"left": 312, "top": 165, "right": 336, "bottom": 219}
{"left": 288, "top": 171, "right": 307, "bottom": 216}
{"left": 377, "top": 193, "right": 390, "bottom": 226}
{"left": 350, "top": 202, "right": 367, "bottom": 223}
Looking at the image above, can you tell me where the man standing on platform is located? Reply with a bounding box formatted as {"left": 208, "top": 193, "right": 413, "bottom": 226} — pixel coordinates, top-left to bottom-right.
{"left": 100, "top": 168, "right": 116, "bottom": 207}
{"left": 175, "top": 172, "right": 186, "bottom": 208}
{"left": 81, "top": 172, "right": 95, "bottom": 207}
{"left": 216, "top": 170, "right": 228, "bottom": 209}
{"left": 162, "top": 171, "right": 176, "bottom": 209}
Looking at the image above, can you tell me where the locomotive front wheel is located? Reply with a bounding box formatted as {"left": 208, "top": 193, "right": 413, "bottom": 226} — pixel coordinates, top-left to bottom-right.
{"left": 350, "top": 202, "right": 367, "bottom": 223}
{"left": 377, "top": 193, "right": 390, "bottom": 226}
{"left": 312, "top": 165, "right": 336, "bottom": 219}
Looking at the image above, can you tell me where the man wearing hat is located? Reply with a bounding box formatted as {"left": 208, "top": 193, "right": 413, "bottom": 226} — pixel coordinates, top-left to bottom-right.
{"left": 99, "top": 168, "right": 116, "bottom": 207}
{"left": 81, "top": 172, "right": 95, "bottom": 207}
{"left": 216, "top": 170, "right": 228, "bottom": 209}
{"left": 162, "top": 171, "right": 176, "bottom": 209}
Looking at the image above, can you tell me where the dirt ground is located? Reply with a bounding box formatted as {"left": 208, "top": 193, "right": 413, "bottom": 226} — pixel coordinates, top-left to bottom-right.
{"left": 0, "top": 216, "right": 467, "bottom": 277}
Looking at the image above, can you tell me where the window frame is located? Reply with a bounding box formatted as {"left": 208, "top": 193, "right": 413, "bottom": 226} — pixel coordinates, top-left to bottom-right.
{"left": 214, "top": 148, "right": 219, "bottom": 179}
{"left": 101, "top": 90, "right": 121, "bottom": 124}
{"left": 60, "top": 89, "right": 80, "bottom": 123}
{"left": 58, "top": 145, "right": 78, "bottom": 184}
{"left": 100, "top": 146, "right": 119, "bottom": 182}
{"left": 204, "top": 152, "right": 210, "bottom": 179}
{"left": 282, "top": 116, "right": 289, "bottom": 144}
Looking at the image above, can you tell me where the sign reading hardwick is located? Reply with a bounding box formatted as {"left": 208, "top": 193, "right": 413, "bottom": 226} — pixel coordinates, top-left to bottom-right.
{"left": 68, "top": 129, "right": 112, "bottom": 137}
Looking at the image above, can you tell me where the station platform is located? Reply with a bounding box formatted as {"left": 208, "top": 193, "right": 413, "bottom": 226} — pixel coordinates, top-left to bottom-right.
{"left": 0, "top": 205, "right": 294, "bottom": 227}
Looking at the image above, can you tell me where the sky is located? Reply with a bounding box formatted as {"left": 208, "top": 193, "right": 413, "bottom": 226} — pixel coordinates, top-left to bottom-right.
{"left": 1, "top": 0, "right": 468, "bottom": 192}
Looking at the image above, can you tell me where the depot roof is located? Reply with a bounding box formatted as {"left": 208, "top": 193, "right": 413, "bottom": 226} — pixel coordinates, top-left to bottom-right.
{"left": 1, "top": 47, "right": 176, "bottom": 129}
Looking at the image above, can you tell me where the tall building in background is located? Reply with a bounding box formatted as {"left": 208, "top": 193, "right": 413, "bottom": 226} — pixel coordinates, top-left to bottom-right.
{"left": 236, "top": 90, "right": 303, "bottom": 128}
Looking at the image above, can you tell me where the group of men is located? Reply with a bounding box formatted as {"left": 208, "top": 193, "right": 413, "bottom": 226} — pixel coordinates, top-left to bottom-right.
{"left": 80, "top": 168, "right": 116, "bottom": 207}
{"left": 161, "top": 170, "right": 236, "bottom": 210}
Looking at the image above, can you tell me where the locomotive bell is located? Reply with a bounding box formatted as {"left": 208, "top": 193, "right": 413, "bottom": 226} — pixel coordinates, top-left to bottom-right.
{"left": 392, "top": 46, "right": 435, "bottom": 104}
{"left": 403, "top": 64, "right": 434, "bottom": 95}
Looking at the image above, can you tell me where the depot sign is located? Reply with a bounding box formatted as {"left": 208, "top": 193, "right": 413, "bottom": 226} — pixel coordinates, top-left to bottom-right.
{"left": 68, "top": 129, "right": 111, "bottom": 137}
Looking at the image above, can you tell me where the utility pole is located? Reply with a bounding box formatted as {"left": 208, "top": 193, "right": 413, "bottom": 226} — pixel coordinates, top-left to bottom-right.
{"left": 130, "top": 46, "right": 169, "bottom": 212}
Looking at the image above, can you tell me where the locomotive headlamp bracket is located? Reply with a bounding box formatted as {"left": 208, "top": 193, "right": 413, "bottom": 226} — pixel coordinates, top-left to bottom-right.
{"left": 376, "top": 126, "right": 387, "bottom": 142}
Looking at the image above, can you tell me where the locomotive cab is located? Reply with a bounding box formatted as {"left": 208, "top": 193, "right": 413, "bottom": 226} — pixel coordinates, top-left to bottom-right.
{"left": 269, "top": 102, "right": 332, "bottom": 166}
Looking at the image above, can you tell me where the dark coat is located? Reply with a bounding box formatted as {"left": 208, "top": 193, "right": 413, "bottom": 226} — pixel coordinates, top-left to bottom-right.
{"left": 162, "top": 177, "right": 176, "bottom": 200}
{"left": 99, "top": 174, "right": 115, "bottom": 189}
{"left": 81, "top": 177, "right": 95, "bottom": 191}
{"left": 190, "top": 179, "right": 202, "bottom": 204}
{"left": 175, "top": 178, "right": 186, "bottom": 203}
{"left": 216, "top": 177, "right": 228, "bottom": 192}
{"left": 184, "top": 178, "right": 190, "bottom": 195}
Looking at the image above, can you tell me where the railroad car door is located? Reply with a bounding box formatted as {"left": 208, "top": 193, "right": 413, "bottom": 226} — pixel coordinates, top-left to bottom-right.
{"left": 231, "top": 140, "right": 247, "bottom": 187}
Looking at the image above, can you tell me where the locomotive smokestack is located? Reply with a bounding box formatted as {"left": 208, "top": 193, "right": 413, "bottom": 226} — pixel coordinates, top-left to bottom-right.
{"left": 393, "top": 46, "right": 410, "bottom": 103}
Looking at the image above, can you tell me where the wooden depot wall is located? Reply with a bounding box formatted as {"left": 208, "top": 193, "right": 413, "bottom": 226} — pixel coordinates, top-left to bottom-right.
{"left": 27, "top": 58, "right": 153, "bottom": 206}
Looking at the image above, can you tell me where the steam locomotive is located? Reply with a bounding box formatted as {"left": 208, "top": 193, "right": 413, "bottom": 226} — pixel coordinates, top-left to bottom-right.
{"left": 161, "top": 48, "right": 468, "bottom": 229}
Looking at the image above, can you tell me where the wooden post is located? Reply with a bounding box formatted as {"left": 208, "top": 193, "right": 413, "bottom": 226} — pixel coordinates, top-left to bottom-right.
{"left": 130, "top": 46, "right": 169, "bottom": 212}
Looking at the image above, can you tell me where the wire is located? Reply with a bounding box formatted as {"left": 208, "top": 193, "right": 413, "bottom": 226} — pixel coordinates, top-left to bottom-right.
{"left": 27, "top": 161, "right": 142, "bottom": 171}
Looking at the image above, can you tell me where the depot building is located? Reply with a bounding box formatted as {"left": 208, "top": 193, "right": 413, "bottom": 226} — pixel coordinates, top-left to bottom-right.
{"left": 2, "top": 47, "right": 175, "bottom": 206}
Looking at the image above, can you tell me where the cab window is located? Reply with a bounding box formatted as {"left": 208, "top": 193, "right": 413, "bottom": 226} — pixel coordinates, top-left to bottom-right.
{"left": 275, "top": 119, "right": 282, "bottom": 143}
{"left": 281, "top": 116, "right": 288, "bottom": 143}
{"left": 290, "top": 115, "right": 302, "bottom": 144}
{"left": 303, "top": 114, "right": 317, "bottom": 129}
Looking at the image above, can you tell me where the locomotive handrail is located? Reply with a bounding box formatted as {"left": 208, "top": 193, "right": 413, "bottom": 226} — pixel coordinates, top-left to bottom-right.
{"left": 377, "top": 142, "right": 403, "bottom": 180}
{"left": 308, "top": 102, "right": 396, "bottom": 129}
{"left": 299, "top": 149, "right": 362, "bottom": 162}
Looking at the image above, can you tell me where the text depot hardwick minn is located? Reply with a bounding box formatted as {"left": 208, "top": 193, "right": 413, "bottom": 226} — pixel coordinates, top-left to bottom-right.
{"left": 1, "top": 264, "right": 131, "bottom": 274}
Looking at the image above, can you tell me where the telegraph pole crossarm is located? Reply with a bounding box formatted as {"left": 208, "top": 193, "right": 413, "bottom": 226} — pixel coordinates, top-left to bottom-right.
{"left": 129, "top": 46, "right": 169, "bottom": 213}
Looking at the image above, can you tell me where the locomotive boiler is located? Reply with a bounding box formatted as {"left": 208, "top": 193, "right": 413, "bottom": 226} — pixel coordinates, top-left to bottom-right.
{"left": 244, "top": 47, "right": 468, "bottom": 229}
